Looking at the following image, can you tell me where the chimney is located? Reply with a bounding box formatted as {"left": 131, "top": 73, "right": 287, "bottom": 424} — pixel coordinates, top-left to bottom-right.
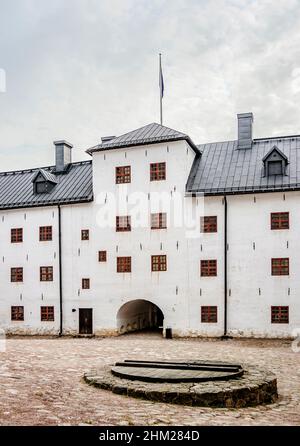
{"left": 54, "top": 140, "right": 73, "bottom": 172}
{"left": 237, "top": 112, "right": 253, "bottom": 149}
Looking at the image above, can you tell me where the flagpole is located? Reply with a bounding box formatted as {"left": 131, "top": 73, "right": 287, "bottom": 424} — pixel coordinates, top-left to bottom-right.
{"left": 159, "top": 53, "right": 163, "bottom": 125}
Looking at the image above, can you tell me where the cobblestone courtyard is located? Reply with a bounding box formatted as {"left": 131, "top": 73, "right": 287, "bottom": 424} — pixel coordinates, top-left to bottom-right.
{"left": 0, "top": 334, "right": 299, "bottom": 426}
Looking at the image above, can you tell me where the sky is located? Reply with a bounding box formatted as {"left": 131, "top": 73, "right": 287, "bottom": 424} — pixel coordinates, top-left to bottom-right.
{"left": 1, "top": 0, "right": 300, "bottom": 171}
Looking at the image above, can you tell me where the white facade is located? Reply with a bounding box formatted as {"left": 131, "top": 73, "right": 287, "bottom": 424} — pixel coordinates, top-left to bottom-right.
{"left": 0, "top": 129, "right": 299, "bottom": 338}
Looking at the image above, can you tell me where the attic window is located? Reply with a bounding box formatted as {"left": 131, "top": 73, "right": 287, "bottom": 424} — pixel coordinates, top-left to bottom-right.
{"left": 32, "top": 169, "right": 58, "bottom": 194}
{"left": 262, "top": 145, "right": 288, "bottom": 177}
{"left": 36, "top": 182, "right": 48, "bottom": 194}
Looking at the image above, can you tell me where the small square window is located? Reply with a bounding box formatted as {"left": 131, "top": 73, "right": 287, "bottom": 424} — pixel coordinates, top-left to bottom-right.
{"left": 98, "top": 251, "right": 107, "bottom": 262}
{"left": 201, "top": 306, "right": 218, "bottom": 323}
{"left": 201, "top": 260, "right": 217, "bottom": 277}
{"left": 271, "top": 212, "right": 289, "bottom": 230}
{"left": 11, "top": 306, "right": 24, "bottom": 321}
{"left": 11, "top": 228, "right": 23, "bottom": 243}
{"left": 40, "top": 266, "right": 53, "bottom": 281}
{"left": 11, "top": 267, "right": 23, "bottom": 282}
{"left": 271, "top": 306, "right": 289, "bottom": 324}
{"left": 151, "top": 255, "right": 167, "bottom": 272}
{"left": 39, "top": 226, "right": 52, "bottom": 241}
{"left": 117, "top": 257, "right": 131, "bottom": 273}
{"left": 81, "top": 229, "right": 89, "bottom": 240}
{"left": 268, "top": 161, "right": 283, "bottom": 176}
{"left": 151, "top": 213, "right": 167, "bottom": 229}
{"left": 116, "top": 166, "right": 131, "bottom": 184}
{"left": 41, "top": 306, "right": 54, "bottom": 321}
{"left": 200, "top": 216, "right": 217, "bottom": 233}
{"left": 116, "top": 216, "right": 131, "bottom": 232}
{"left": 271, "top": 258, "right": 289, "bottom": 276}
{"left": 150, "top": 162, "right": 166, "bottom": 181}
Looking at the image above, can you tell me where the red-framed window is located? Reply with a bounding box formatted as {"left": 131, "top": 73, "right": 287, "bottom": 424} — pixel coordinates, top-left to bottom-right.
{"left": 271, "top": 306, "right": 289, "bottom": 323}
{"left": 117, "top": 256, "right": 131, "bottom": 273}
{"left": 81, "top": 229, "right": 89, "bottom": 240}
{"left": 116, "top": 216, "right": 131, "bottom": 232}
{"left": 39, "top": 226, "right": 52, "bottom": 241}
{"left": 150, "top": 162, "right": 166, "bottom": 181}
{"left": 271, "top": 212, "right": 289, "bottom": 230}
{"left": 11, "top": 228, "right": 23, "bottom": 243}
{"left": 151, "top": 213, "right": 167, "bottom": 229}
{"left": 201, "top": 306, "right": 218, "bottom": 323}
{"left": 200, "top": 216, "right": 217, "bottom": 233}
{"left": 151, "top": 255, "right": 167, "bottom": 272}
{"left": 98, "top": 251, "right": 107, "bottom": 262}
{"left": 116, "top": 166, "right": 131, "bottom": 184}
{"left": 201, "top": 260, "right": 217, "bottom": 277}
{"left": 82, "top": 278, "right": 90, "bottom": 289}
{"left": 41, "top": 306, "right": 54, "bottom": 321}
{"left": 271, "top": 258, "right": 289, "bottom": 276}
{"left": 40, "top": 266, "right": 53, "bottom": 281}
{"left": 11, "top": 306, "right": 24, "bottom": 321}
{"left": 11, "top": 267, "right": 23, "bottom": 282}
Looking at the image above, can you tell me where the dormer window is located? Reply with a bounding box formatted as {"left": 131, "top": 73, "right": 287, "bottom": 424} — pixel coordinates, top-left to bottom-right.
{"left": 32, "top": 169, "right": 58, "bottom": 194}
{"left": 262, "top": 146, "right": 288, "bottom": 177}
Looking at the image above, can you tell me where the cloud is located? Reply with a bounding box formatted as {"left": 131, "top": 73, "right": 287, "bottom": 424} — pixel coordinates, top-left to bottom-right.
{"left": 1, "top": 0, "right": 300, "bottom": 170}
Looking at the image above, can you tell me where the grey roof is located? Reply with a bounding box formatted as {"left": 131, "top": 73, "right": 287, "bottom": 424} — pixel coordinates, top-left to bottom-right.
{"left": 0, "top": 161, "right": 93, "bottom": 210}
{"left": 186, "top": 135, "right": 300, "bottom": 195}
{"left": 87, "top": 122, "right": 200, "bottom": 154}
{"left": 32, "top": 168, "right": 58, "bottom": 184}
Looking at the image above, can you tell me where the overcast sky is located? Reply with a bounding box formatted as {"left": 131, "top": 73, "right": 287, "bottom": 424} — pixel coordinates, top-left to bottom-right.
{"left": 1, "top": 0, "right": 300, "bottom": 171}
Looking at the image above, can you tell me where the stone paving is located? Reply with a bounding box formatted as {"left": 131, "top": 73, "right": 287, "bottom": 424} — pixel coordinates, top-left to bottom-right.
{"left": 0, "top": 333, "right": 299, "bottom": 425}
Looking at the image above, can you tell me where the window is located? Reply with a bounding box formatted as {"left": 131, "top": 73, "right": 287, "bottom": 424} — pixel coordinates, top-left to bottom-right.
{"left": 201, "top": 260, "right": 217, "bottom": 277}
{"left": 200, "top": 216, "right": 217, "bottom": 233}
{"left": 271, "top": 306, "right": 289, "bottom": 324}
{"left": 150, "top": 162, "right": 166, "bottom": 181}
{"left": 151, "top": 213, "right": 167, "bottom": 229}
{"left": 41, "top": 306, "right": 54, "bottom": 321}
{"left": 116, "top": 216, "right": 131, "bottom": 232}
{"left": 11, "top": 228, "right": 23, "bottom": 243}
{"left": 36, "top": 182, "right": 48, "bottom": 194}
{"left": 40, "top": 266, "right": 53, "bottom": 281}
{"left": 271, "top": 212, "right": 289, "bottom": 230}
{"left": 201, "top": 306, "right": 218, "bottom": 323}
{"left": 268, "top": 161, "right": 283, "bottom": 176}
{"left": 82, "top": 278, "right": 90, "bottom": 289}
{"left": 98, "top": 251, "right": 107, "bottom": 262}
{"left": 11, "top": 267, "right": 23, "bottom": 282}
{"left": 271, "top": 258, "right": 289, "bottom": 276}
{"left": 151, "top": 255, "right": 167, "bottom": 272}
{"left": 117, "top": 256, "right": 131, "bottom": 273}
{"left": 116, "top": 166, "right": 131, "bottom": 184}
{"left": 81, "top": 229, "right": 89, "bottom": 240}
{"left": 39, "top": 226, "right": 53, "bottom": 241}
{"left": 11, "top": 306, "right": 24, "bottom": 321}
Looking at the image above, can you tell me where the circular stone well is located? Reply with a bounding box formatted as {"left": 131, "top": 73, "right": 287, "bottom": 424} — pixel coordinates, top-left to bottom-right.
{"left": 84, "top": 359, "right": 278, "bottom": 408}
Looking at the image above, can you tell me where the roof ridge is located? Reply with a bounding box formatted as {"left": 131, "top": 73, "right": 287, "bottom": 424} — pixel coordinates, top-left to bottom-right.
{"left": 0, "top": 160, "right": 92, "bottom": 177}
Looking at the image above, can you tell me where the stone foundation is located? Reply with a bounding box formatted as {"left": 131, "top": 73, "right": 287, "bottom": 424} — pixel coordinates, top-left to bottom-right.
{"left": 84, "top": 364, "right": 278, "bottom": 408}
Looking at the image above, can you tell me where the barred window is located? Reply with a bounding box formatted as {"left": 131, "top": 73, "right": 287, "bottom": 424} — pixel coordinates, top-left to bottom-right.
{"left": 98, "top": 251, "right": 107, "bottom": 262}
{"left": 11, "top": 306, "right": 24, "bottom": 321}
{"left": 151, "top": 213, "right": 167, "bottom": 229}
{"left": 200, "top": 216, "right": 217, "bottom": 233}
{"left": 116, "top": 166, "right": 131, "bottom": 184}
{"left": 40, "top": 266, "right": 53, "bottom": 281}
{"left": 271, "top": 212, "right": 289, "bottom": 230}
{"left": 271, "top": 306, "right": 289, "bottom": 324}
{"left": 117, "top": 256, "right": 131, "bottom": 273}
{"left": 11, "top": 228, "right": 23, "bottom": 243}
{"left": 271, "top": 258, "right": 289, "bottom": 276}
{"left": 151, "top": 255, "right": 167, "bottom": 272}
{"left": 116, "top": 216, "right": 131, "bottom": 232}
{"left": 81, "top": 229, "right": 89, "bottom": 240}
{"left": 201, "top": 306, "right": 218, "bottom": 323}
{"left": 82, "top": 278, "right": 90, "bottom": 289}
{"left": 11, "top": 267, "right": 23, "bottom": 282}
{"left": 201, "top": 260, "right": 217, "bottom": 277}
{"left": 150, "top": 162, "right": 166, "bottom": 181}
{"left": 39, "top": 226, "right": 52, "bottom": 241}
{"left": 41, "top": 306, "right": 54, "bottom": 321}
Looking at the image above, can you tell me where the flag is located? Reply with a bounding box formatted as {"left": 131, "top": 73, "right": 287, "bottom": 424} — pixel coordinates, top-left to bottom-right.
{"left": 159, "top": 54, "right": 164, "bottom": 99}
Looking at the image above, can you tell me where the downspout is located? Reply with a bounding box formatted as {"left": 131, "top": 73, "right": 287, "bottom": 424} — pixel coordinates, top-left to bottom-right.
{"left": 58, "top": 205, "right": 63, "bottom": 336}
{"left": 223, "top": 195, "right": 228, "bottom": 338}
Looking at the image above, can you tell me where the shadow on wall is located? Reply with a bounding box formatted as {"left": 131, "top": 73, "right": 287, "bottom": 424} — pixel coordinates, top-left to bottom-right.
{"left": 117, "top": 299, "right": 164, "bottom": 335}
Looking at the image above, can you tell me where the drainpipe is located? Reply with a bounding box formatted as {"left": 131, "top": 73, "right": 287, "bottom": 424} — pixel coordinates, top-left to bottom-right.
{"left": 223, "top": 195, "right": 228, "bottom": 338}
{"left": 58, "top": 205, "right": 63, "bottom": 336}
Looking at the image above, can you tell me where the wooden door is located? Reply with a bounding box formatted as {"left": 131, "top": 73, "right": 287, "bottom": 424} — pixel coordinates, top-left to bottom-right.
{"left": 79, "top": 308, "right": 93, "bottom": 334}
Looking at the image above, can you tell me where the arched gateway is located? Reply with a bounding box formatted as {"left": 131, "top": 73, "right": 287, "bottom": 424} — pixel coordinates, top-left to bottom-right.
{"left": 117, "top": 299, "right": 164, "bottom": 334}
